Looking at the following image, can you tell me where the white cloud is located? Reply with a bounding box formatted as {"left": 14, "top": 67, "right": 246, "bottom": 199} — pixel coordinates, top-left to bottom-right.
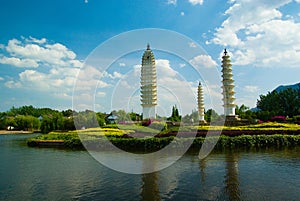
{"left": 210, "top": 0, "right": 300, "bottom": 67}
{"left": 0, "top": 77, "right": 3, "bottom": 81}
{"left": 2, "top": 37, "right": 82, "bottom": 68}
{"left": 0, "top": 56, "right": 39, "bottom": 68}
{"left": 181, "top": 12, "right": 185, "bottom": 16}
{"left": 189, "top": 54, "right": 218, "bottom": 69}
{"left": 179, "top": 63, "right": 186, "bottom": 68}
{"left": 109, "top": 71, "right": 123, "bottom": 79}
{"left": 25, "top": 36, "right": 47, "bottom": 44}
{"left": 156, "top": 59, "right": 177, "bottom": 77}
{"left": 167, "top": 0, "right": 177, "bottom": 5}
{"left": 5, "top": 80, "right": 22, "bottom": 88}
{"left": 96, "top": 91, "right": 106, "bottom": 97}
{"left": 119, "top": 62, "right": 126, "bottom": 67}
{"left": 189, "top": 42, "right": 197, "bottom": 48}
{"left": 244, "top": 85, "right": 259, "bottom": 93}
{"left": 188, "top": 0, "right": 204, "bottom": 5}
{"left": 0, "top": 37, "right": 89, "bottom": 102}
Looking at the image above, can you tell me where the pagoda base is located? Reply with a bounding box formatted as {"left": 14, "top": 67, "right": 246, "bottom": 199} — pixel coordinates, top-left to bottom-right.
{"left": 224, "top": 115, "right": 240, "bottom": 126}
{"left": 142, "top": 106, "right": 156, "bottom": 120}
{"left": 198, "top": 120, "right": 207, "bottom": 125}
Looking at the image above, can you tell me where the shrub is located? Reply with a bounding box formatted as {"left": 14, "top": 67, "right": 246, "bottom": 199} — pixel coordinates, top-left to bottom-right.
{"left": 270, "top": 116, "right": 286, "bottom": 122}
{"left": 148, "top": 121, "right": 167, "bottom": 131}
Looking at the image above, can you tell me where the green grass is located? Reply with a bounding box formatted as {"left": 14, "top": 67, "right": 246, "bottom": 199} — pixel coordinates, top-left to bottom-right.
{"left": 117, "top": 124, "right": 161, "bottom": 133}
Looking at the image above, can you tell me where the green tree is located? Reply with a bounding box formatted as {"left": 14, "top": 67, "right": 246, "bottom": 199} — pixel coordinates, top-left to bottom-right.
{"left": 257, "top": 88, "right": 300, "bottom": 117}
{"left": 205, "top": 109, "right": 219, "bottom": 122}
{"left": 15, "top": 115, "right": 40, "bottom": 131}
{"left": 235, "top": 104, "right": 256, "bottom": 120}
{"left": 168, "top": 105, "right": 181, "bottom": 122}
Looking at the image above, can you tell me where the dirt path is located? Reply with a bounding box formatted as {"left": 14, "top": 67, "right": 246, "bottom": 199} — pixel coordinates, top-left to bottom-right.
{"left": 0, "top": 130, "right": 34, "bottom": 134}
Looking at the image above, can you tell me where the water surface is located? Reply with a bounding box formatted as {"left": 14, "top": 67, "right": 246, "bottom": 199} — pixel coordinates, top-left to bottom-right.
{"left": 0, "top": 134, "right": 299, "bottom": 200}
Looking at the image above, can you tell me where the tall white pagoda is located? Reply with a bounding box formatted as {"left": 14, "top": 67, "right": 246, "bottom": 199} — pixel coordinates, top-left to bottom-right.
{"left": 221, "top": 49, "right": 236, "bottom": 117}
{"left": 197, "top": 81, "right": 205, "bottom": 122}
{"left": 141, "top": 44, "right": 157, "bottom": 119}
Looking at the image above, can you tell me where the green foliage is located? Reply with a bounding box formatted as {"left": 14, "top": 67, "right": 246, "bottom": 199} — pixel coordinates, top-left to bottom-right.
{"left": 257, "top": 88, "right": 300, "bottom": 118}
{"left": 205, "top": 109, "right": 219, "bottom": 122}
{"left": 61, "top": 109, "right": 73, "bottom": 117}
{"left": 168, "top": 105, "right": 181, "bottom": 122}
{"left": 40, "top": 112, "right": 66, "bottom": 133}
{"left": 28, "top": 132, "right": 300, "bottom": 150}
{"left": 15, "top": 115, "right": 40, "bottom": 131}
{"left": 73, "top": 110, "right": 98, "bottom": 129}
{"left": 195, "top": 122, "right": 300, "bottom": 131}
{"left": 235, "top": 104, "right": 257, "bottom": 120}
{"left": 148, "top": 121, "right": 168, "bottom": 131}
{"left": 118, "top": 124, "right": 161, "bottom": 134}
{"left": 182, "top": 109, "right": 199, "bottom": 124}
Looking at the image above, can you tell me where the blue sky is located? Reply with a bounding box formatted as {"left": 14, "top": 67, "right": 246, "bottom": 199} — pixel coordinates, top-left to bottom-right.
{"left": 1, "top": 0, "right": 300, "bottom": 115}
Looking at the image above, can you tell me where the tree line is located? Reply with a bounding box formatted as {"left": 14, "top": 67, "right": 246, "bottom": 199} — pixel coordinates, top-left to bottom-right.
{"left": 0, "top": 86, "right": 299, "bottom": 132}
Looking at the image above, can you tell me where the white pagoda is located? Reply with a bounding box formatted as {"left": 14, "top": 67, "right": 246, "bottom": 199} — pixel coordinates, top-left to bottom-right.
{"left": 197, "top": 81, "right": 205, "bottom": 122}
{"left": 141, "top": 44, "right": 157, "bottom": 119}
{"left": 221, "top": 49, "right": 236, "bottom": 117}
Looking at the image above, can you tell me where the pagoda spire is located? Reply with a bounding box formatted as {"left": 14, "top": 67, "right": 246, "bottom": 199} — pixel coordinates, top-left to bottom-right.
{"left": 197, "top": 81, "right": 205, "bottom": 122}
{"left": 141, "top": 43, "right": 157, "bottom": 119}
{"left": 221, "top": 49, "right": 236, "bottom": 116}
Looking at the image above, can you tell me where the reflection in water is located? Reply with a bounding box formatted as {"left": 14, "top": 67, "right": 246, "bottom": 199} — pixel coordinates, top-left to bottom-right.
{"left": 225, "top": 152, "right": 240, "bottom": 201}
{"left": 141, "top": 173, "right": 160, "bottom": 201}
{"left": 141, "top": 157, "right": 160, "bottom": 201}
{"left": 199, "top": 158, "right": 207, "bottom": 183}
{"left": 2, "top": 135, "right": 300, "bottom": 201}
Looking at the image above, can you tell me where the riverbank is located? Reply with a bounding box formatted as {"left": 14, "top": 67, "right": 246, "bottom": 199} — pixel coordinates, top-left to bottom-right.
{"left": 27, "top": 134, "right": 300, "bottom": 151}
{"left": 0, "top": 130, "right": 34, "bottom": 134}
{"left": 26, "top": 123, "right": 300, "bottom": 151}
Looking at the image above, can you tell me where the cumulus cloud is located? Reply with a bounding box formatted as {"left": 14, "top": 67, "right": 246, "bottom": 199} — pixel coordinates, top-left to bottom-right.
{"left": 167, "top": 0, "right": 177, "bottom": 5}
{"left": 0, "top": 37, "right": 94, "bottom": 103}
{"left": 188, "top": 0, "right": 204, "bottom": 5}
{"left": 189, "top": 54, "right": 218, "bottom": 69}
{"left": 0, "top": 56, "right": 39, "bottom": 68}
{"left": 209, "top": 0, "right": 300, "bottom": 67}
{"left": 24, "top": 36, "right": 47, "bottom": 44}
{"left": 1, "top": 37, "right": 82, "bottom": 68}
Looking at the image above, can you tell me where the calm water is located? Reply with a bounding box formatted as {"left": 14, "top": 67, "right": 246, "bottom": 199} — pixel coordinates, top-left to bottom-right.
{"left": 0, "top": 134, "right": 300, "bottom": 201}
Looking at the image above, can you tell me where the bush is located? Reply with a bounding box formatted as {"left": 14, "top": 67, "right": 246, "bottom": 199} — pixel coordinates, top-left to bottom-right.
{"left": 148, "top": 121, "right": 167, "bottom": 131}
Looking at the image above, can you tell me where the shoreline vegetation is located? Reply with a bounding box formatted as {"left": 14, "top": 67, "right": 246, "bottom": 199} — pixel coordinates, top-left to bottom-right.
{"left": 26, "top": 122, "right": 300, "bottom": 151}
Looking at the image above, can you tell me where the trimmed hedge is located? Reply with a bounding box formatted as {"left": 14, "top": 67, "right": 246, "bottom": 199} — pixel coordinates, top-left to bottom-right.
{"left": 28, "top": 134, "right": 300, "bottom": 151}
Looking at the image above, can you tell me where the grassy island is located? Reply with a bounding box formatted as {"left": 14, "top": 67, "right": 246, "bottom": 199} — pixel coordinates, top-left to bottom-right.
{"left": 27, "top": 122, "right": 300, "bottom": 151}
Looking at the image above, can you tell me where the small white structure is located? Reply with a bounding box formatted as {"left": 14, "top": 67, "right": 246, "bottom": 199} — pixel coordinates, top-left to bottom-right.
{"left": 197, "top": 81, "right": 205, "bottom": 121}
{"left": 141, "top": 44, "right": 157, "bottom": 119}
{"left": 221, "top": 49, "right": 236, "bottom": 116}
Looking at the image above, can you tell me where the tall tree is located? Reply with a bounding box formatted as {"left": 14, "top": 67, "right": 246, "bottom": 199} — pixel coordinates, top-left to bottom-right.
{"left": 257, "top": 88, "right": 300, "bottom": 117}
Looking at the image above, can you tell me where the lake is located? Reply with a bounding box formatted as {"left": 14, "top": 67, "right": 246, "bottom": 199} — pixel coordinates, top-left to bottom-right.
{"left": 0, "top": 134, "right": 300, "bottom": 201}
